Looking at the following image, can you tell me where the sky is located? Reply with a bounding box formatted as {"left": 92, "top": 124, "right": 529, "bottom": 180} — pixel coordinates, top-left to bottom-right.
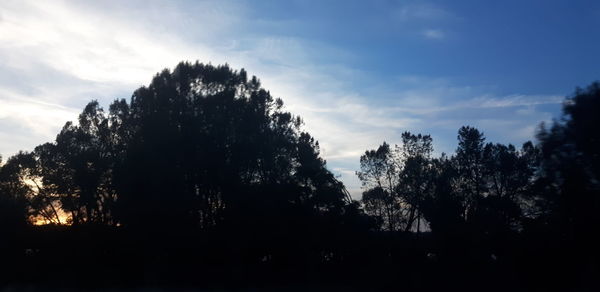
{"left": 1, "top": 0, "right": 599, "bottom": 198}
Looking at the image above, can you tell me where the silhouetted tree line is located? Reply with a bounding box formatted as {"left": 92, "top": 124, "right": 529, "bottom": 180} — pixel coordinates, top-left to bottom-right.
{"left": 0, "top": 62, "right": 598, "bottom": 291}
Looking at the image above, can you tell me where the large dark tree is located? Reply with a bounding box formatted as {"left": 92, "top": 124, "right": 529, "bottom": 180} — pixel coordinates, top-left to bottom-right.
{"left": 106, "top": 62, "right": 354, "bottom": 235}
{"left": 0, "top": 61, "right": 364, "bottom": 245}
{"left": 531, "top": 83, "right": 600, "bottom": 285}
{"left": 0, "top": 62, "right": 372, "bottom": 289}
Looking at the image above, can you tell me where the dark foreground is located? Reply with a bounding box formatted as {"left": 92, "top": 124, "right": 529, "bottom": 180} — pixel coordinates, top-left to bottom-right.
{"left": 2, "top": 225, "right": 597, "bottom": 292}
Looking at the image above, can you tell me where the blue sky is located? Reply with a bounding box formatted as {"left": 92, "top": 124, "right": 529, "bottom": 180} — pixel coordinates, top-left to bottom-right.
{"left": 1, "top": 0, "right": 598, "bottom": 198}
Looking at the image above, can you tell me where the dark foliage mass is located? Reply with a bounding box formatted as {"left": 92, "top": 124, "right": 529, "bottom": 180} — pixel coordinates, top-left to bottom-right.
{"left": 0, "top": 62, "right": 598, "bottom": 291}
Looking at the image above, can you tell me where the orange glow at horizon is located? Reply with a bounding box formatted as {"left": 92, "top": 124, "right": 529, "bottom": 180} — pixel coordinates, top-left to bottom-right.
{"left": 31, "top": 211, "right": 71, "bottom": 226}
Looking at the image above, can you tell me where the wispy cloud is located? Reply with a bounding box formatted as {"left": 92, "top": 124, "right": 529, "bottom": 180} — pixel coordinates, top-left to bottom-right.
{"left": 393, "top": 2, "right": 455, "bottom": 22}
{"left": 422, "top": 29, "right": 445, "bottom": 40}
{"left": 389, "top": 1, "right": 456, "bottom": 41}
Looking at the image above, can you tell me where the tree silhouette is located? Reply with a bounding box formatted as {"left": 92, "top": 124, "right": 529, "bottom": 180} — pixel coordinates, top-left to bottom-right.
{"left": 529, "top": 82, "right": 600, "bottom": 289}
{"left": 357, "top": 132, "right": 435, "bottom": 232}
{"left": 395, "top": 132, "right": 434, "bottom": 232}
{"left": 357, "top": 142, "right": 400, "bottom": 231}
{"left": 454, "top": 126, "right": 487, "bottom": 221}
{"left": 31, "top": 101, "right": 117, "bottom": 225}
{"left": 102, "top": 62, "right": 354, "bottom": 235}
{"left": 0, "top": 153, "right": 31, "bottom": 235}
{"left": 1, "top": 63, "right": 598, "bottom": 290}
{"left": 420, "top": 153, "right": 464, "bottom": 235}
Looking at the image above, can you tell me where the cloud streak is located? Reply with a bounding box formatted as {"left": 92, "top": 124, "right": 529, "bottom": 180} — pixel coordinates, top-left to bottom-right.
{"left": 422, "top": 29, "right": 445, "bottom": 40}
